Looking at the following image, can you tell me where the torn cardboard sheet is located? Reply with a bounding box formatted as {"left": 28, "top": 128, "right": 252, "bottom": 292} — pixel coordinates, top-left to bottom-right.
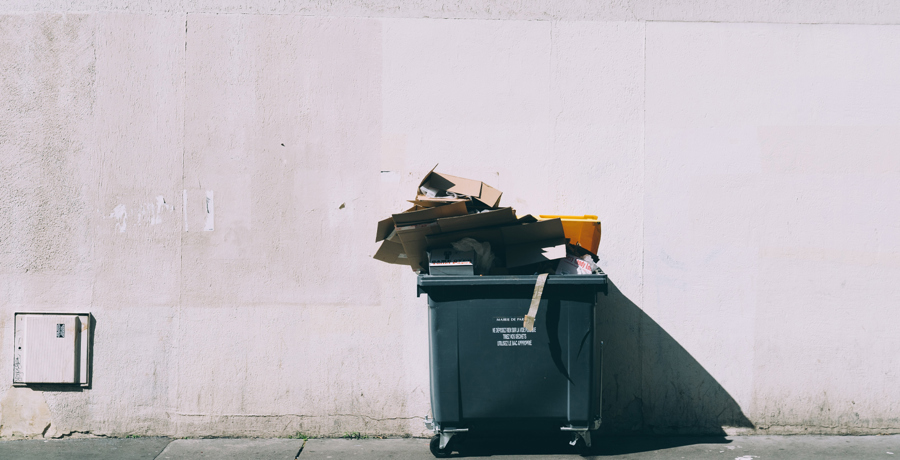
{"left": 375, "top": 201, "right": 468, "bottom": 267}
{"left": 397, "top": 207, "right": 517, "bottom": 272}
{"left": 416, "top": 167, "right": 502, "bottom": 208}
{"left": 523, "top": 273, "right": 549, "bottom": 332}
{"left": 435, "top": 207, "right": 516, "bottom": 233}
{"left": 392, "top": 200, "right": 468, "bottom": 226}
{"left": 396, "top": 222, "right": 442, "bottom": 271}
{"left": 422, "top": 207, "right": 517, "bottom": 250}
{"left": 408, "top": 198, "right": 470, "bottom": 208}
{"left": 425, "top": 226, "right": 506, "bottom": 254}
{"left": 376, "top": 217, "right": 395, "bottom": 243}
{"left": 374, "top": 239, "right": 409, "bottom": 265}
{"left": 502, "top": 218, "right": 567, "bottom": 268}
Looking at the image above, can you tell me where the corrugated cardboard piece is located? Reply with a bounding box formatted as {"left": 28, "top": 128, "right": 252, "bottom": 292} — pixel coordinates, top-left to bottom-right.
{"left": 392, "top": 201, "right": 468, "bottom": 226}
{"left": 416, "top": 167, "right": 502, "bottom": 208}
{"left": 395, "top": 208, "right": 518, "bottom": 272}
{"left": 502, "top": 219, "right": 567, "bottom": 268}
{"left": 373, "top": 238, "right": 408, "bottom": 265}
{"left": 374, "top": 168, "right": 574, "bottom": 274}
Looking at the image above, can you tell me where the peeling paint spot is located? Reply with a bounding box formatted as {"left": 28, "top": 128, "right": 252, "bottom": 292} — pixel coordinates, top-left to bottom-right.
{"left": 110, "top": 204, "right": 127, "bottom": 233}
{"left": 136, "top": 196, "right": 174, "bottom": 226}
{"left": 106, "top": 198, "right": 176, "bottom": 231}
{"left": 151, "top": 195, "right": 166, "bottom": 225}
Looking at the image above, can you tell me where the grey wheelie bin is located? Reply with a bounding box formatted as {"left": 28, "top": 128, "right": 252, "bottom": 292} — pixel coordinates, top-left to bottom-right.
{"left": 417, "top": 274, "right": 608, "bottom": 457}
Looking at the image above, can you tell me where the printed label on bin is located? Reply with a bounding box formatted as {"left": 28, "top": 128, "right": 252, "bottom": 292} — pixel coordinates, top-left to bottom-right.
{"left": 493, "top": 317, "right": 533, "bottom": 346}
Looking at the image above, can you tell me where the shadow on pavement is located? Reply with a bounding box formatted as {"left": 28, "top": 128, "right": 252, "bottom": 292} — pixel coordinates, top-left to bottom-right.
{"left": 443, "top": 432, "right": 733, "bottom": 457}
{"left": 587, "top": 435, "right": 733, "bottom": 456}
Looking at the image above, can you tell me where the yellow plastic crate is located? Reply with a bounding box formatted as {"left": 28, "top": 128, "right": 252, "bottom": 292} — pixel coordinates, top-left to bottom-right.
{"left": 538, "top": 215, "right": 602, "bottom": 254}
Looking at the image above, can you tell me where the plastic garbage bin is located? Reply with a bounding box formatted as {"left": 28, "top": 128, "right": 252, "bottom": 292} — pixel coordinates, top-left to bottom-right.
{"left": 417, "top": 274, "right": 608, "bottom": 457}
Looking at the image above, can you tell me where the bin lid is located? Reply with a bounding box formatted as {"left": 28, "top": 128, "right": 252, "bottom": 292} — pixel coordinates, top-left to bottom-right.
{"left": 417, "top": 274, "right": 607, "bottom": 288}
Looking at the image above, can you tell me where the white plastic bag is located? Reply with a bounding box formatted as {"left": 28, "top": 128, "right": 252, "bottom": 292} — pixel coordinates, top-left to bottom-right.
{"left": 451, "top": 238, "right": 494, "bottom": 275}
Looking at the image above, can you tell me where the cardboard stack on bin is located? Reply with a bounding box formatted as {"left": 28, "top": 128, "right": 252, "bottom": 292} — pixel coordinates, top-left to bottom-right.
{"left": 374, "top": 168, "right": 601, "bottom": 275}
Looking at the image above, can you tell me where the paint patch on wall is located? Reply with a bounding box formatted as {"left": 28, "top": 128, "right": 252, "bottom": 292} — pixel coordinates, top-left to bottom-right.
{"left": 106, "top": 197, "right": 176, "bottom": 232}
{"left": 0, "top": 387, "right": 55, "bottom": 438}
{"left": 110, "top": 204, "right": 127, "bottom": 233}
{"left": 152, "top": 195, "right": 170, "bottom": 225}
{"left": 136, "top": 196, "right": 175, "bottom": 226}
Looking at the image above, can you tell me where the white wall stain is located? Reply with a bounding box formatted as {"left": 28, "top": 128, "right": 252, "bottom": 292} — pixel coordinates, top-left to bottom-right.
{"left": 136, "top": 196, "right": 174, "bottom": 226}
{"left": 151, "top": 195, "right": 168, "bottom": 225}
{"left": 110, "top": 204, "right": 127, "bottom": 233}
{"left": 108, "top": 198, "right": 175, "bottom": 232}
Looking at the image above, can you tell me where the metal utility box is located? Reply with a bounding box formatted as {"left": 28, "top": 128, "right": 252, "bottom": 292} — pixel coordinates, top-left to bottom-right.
{"left": 417, "top": 274, "right": 607, "bottom": 457}
{"left": 13, "top": 312, "right": 92, "bottom": 387}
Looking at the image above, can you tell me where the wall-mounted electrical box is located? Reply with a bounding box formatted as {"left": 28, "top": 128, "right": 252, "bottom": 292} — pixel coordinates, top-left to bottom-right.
{"left": 13, "top": 312, "right": 92, "bottom": 387}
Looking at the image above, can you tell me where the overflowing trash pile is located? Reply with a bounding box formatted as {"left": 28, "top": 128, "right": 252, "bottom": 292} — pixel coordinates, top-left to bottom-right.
{"left": 375, "top": 168, "right": 602, "bottom": 276}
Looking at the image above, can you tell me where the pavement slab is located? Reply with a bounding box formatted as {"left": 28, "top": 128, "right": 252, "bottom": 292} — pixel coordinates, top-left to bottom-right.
{"left": 299, "top": 435, "right": 900, "bottom": 459}
{"left": 156, "top": 438, "right": 304, "bottom": 459}
{"left": 0, "top": 437, "right": 171, "bottom": 460}
{"left": 1, "top": 435, "right": 899, "bottom": 459}
{"left": 301, "top": 438, "right": 435, "bottom": 459}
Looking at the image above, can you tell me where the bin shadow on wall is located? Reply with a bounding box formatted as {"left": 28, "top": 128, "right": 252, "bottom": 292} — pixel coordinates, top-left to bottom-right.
{"left": 588, "top": 277, "right": 754, "bottom": 453}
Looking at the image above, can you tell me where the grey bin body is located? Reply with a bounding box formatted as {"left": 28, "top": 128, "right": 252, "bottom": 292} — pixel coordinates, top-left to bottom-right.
{"left": 416, "top": 274, "right": 608, "bottom": 436}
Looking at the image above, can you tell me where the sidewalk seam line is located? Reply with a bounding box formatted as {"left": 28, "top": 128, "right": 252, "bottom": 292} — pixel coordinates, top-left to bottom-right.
{"left": 152, "top": 438, "right": 175, "bottom": 460}
{"left": 295, "top": 438, "right": 307, "bottom": 458}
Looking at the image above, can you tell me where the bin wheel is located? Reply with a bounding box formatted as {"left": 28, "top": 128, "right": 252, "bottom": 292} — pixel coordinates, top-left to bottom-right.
{"left": 430, "top": 435, "right": 452, "bottom": 458}
{"left": 568, "top": 433, "right": 589, "bottom": 455}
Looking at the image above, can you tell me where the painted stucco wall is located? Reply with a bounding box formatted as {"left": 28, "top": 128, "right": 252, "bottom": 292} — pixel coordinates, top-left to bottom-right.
{"left": 1, "top": 1, "right": 899, "bottom": 438}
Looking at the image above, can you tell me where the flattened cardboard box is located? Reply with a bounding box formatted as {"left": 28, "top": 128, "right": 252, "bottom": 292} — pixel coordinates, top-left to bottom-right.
{"left": 374, "top": 225, "right": 410, "bottom": 265}
{"left": 374, "top": 202, "right": 468, "bottom": 265}
{"left": 376, "top": 217, "right": 395, "bottom": 243}
{"left": 374, "top": 239, "right": 409, "bottom": 265}
{"left": 392, "top": 201, "right": 468, "bottom": 226}
{"left": 396, "top": 222, "right": 442, "bottom": 271}
{"left": 397, "top": 207, "right": 517, "bottom": 272}
{"left": 423, "top": 215, "right": 568, "bottom": 270}
{"left": 501, "top": 218, "right": 568, "bottom": 268}
{"left": 377, "top": 201, "right": 467, "bottom": 243}
{"left": 416, "top": 168, "right": 502, "bottom": 208}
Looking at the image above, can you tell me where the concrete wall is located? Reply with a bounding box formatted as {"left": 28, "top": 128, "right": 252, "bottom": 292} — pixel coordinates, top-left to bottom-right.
{"left": 1, "top": 1, "right": 899, "bottom": 438}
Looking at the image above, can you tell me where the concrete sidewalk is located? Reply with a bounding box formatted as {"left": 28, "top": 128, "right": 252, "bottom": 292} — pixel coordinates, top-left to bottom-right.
{"left": 0, "top": 435, "right": 897, "bottom": 459}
